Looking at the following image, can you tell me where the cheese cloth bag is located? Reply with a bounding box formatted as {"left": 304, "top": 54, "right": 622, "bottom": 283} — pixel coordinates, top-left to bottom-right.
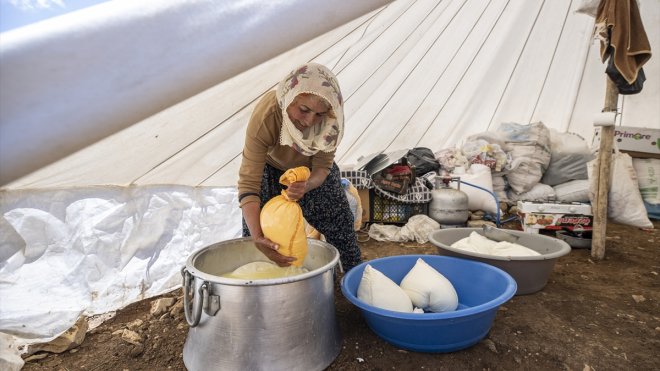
{"left": 400, "top": 258, "right": 458, "bottom": 313}
{"left": 260, "top": 166, "right": 311, "bottom": 267}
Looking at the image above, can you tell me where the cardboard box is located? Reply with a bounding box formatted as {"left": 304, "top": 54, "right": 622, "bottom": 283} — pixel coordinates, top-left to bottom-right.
{"left": 519, "top": 212, "right": 593, "bottom": 233}
{"left": 593, "top": 126, "right": 660, "bottom": 155}
{"left": 517, "top": 201, "right": 593, "bottom": 233}
{"left": 358, "top": 188, "right": 370, "bottom": 226}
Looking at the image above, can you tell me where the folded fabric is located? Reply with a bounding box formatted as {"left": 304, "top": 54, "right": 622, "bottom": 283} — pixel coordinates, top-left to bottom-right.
{"left": 596, "top": 0, "right": 651, "bottom": 84}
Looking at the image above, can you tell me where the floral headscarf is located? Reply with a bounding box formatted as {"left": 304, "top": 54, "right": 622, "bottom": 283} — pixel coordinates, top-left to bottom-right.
{"left": 276, "top": 62, "right": 344, "bottom": 156}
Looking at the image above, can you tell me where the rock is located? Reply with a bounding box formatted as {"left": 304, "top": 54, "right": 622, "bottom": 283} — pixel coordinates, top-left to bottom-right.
{"left": 150, "top": 297, "right": 177, "bottom": 317}
{"left": 28, "top": 316, "right": 88, "bottom": 354}
{"left": 169, "top": 299, "right": 184, "bottom": 318}
{"left": 120, "top": 329, "right": 143, "bottom": 346}
{"left": 632, "top": 295, "right": 646, "bottom": 303}
{"left": 482, "top": 339, "right": 498, "bottom": 353}
{"left": 23, "top": 352, "right": 48, "bottom": 362}
{"left": 130, "top": 344, "right": 144, "bottom": 358}
{"left": 126, "top": 319, "right": 144, "bottom": 331}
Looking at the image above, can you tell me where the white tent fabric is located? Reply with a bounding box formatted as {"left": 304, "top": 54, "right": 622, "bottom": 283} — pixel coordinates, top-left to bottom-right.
{"left": 0, "top": 0, "right": 392, "bottom": 184}
{"left": 1, "top": 0, "right": 658, "bottom": 352}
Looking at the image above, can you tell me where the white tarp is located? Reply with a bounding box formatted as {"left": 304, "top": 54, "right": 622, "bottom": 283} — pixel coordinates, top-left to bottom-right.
{"left": 1, "top": 186, "right": 241, "bottom": 343}
{"left": 0, "top": 0, "right": 658, "bottom": 355}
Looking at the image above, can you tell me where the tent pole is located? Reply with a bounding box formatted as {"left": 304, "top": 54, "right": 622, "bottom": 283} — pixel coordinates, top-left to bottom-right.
{"left": 591, "top": 77, "right": 618, "bottom": 260}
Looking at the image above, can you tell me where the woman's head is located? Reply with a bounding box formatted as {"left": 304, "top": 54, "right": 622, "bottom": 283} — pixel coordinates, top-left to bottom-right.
{"left": 286, "top": 93, "right": 335, "bottom": 131}
{"left": 276, "top": 63, "right": 343, "bottom": 156}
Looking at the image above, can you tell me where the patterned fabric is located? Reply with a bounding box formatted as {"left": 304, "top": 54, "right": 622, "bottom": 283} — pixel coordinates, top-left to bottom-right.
{"left": 339, "top": 169, "right": 373, "bottom": 189}
{"left": 243, "top": 163, "right": 362, "bottom": 271}
{"left": 276, "top": 63, "right": 344, "bottom": 156}
{"left": 339, "top": 170, "right": 432, "bottom": 204}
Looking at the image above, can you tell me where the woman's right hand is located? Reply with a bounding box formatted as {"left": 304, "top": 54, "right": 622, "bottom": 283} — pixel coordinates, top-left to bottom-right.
{"left": 252, "top": 236, "right": 297, "bottom": 267}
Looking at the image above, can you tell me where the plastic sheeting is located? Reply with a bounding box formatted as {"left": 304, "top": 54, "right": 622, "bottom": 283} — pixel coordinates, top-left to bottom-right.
{"left": 0, "top": 186, "right": 241, "bottom": 344}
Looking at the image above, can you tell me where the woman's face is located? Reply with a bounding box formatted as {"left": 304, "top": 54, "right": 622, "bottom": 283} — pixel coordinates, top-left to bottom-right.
{"left": 286, "top": 94, "right": 329, "bottom": 132}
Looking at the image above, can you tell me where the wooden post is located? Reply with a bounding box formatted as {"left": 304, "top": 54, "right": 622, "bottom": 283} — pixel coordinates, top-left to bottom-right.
{"left": 591, "top": 78, "right": 618, "bottom": 260}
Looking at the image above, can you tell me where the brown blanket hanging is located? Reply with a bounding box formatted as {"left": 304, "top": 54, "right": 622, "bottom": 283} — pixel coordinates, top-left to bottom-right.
{"left": 596, "top": 0, "right": 652, "bottom": 84}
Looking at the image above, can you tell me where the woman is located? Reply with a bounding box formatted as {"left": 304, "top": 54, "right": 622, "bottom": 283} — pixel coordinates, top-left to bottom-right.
{"left": 238, "top": 62, "right": 362, "bottom": 271}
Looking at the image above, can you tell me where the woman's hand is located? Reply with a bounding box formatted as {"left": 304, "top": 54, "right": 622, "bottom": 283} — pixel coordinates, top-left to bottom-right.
{"left": 285, "top": 180, "right": 308, "bottom": 201}
{"left": 252, "top": 235, "right": 297, "bottom": 267}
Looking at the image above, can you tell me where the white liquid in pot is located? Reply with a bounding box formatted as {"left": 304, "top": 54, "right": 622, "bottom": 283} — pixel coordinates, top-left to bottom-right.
{"left": 221, "top": 261, "right": 309, "bottom": 280}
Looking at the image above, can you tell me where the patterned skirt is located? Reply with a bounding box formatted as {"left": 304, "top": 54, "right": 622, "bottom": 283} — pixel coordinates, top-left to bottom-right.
{"left": 242, "top": 163, "right": 362, "bottom": 271}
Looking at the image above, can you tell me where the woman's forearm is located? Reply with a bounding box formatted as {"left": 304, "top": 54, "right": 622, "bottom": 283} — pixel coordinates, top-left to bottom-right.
{"left": 242, "top": 201, "right": 263, "bottom": 238}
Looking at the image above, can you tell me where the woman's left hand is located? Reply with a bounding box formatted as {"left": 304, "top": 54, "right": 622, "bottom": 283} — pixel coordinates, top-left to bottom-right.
{"left": 285, "top": 181, "right": 307, "bottom": 201}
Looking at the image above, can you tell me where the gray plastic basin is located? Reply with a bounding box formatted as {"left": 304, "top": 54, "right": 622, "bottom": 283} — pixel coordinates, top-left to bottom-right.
{"left": 429, "top": 228, "right": 571, "bottom": 295}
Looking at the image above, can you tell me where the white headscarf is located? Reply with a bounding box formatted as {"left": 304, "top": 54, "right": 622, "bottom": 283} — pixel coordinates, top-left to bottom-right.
{"left": 276, "top": 63, "right": 344, "bottom": 156}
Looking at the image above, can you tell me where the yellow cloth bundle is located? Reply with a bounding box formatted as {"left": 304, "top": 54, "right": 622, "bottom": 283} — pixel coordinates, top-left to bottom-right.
{"left": 260, "top": 166, "right": 311, "bottom": 267}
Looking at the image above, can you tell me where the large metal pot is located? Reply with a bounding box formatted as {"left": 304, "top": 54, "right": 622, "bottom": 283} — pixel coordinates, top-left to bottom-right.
{"left": 181, "top": 237, "right": 341, "bottom": 371}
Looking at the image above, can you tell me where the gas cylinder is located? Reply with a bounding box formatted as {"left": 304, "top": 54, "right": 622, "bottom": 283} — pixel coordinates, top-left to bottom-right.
{"left": 429, "top": 175, "right": 469, "bottom": 226}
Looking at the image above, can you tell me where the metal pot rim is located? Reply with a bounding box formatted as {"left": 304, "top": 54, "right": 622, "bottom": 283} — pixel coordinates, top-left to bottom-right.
{"left": 185, "top": 237, "right": 340, "bottom": 286}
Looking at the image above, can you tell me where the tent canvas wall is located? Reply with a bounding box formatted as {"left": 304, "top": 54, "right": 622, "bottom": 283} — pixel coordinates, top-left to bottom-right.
{"left": 1, "top": 0, "right": 658, "bottom": 351}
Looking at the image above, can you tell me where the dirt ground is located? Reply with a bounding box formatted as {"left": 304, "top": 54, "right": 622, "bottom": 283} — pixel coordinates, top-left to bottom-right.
{"left": 22, "top": 220, "right": 659, "bottom": 371}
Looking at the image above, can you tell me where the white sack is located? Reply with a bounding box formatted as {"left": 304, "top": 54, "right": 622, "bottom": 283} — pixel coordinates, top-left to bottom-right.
{"left": 0, "top": 185, "right": 242, "bottom": 345}
{"left": 553, "top": 180, "right": 591, "bottom": 203}
{"left": 632, "top": 158, "right": 660, "bottom": 205}
{"left": 400, "top": 258, "right": 458, "bottom": 313}
{"left": 507, "top": 183, "right": 556, "bottom": 202}
{"left": 498, "top": 122, "right": 552, "bottom": 194}
{"left": 491, "top": 173, "right": 510, "bottom": 204}
{"left": 587, "top": 151, "right": 654, "bottom": 229}
{"left": 451, "top": 164, "right": 499, "bottom": 215}
{"left": 541, "top": 129, "right": 593, "bottom": 186}
{"left": 357, "top": 264, "right": 413, "bottom": 313}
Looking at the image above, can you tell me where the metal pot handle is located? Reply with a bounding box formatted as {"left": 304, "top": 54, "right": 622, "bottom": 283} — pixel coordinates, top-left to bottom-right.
{"left": 336, "top": 260, "right": 344, "bottom": 274}
{"left": 182, "top": 267, "right": 203, "bottom": 327}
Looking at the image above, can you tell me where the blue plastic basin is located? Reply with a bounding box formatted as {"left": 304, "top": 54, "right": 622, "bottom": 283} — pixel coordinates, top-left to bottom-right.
{"left": 340, "top": 255, "right": 516, "bottom": 353}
